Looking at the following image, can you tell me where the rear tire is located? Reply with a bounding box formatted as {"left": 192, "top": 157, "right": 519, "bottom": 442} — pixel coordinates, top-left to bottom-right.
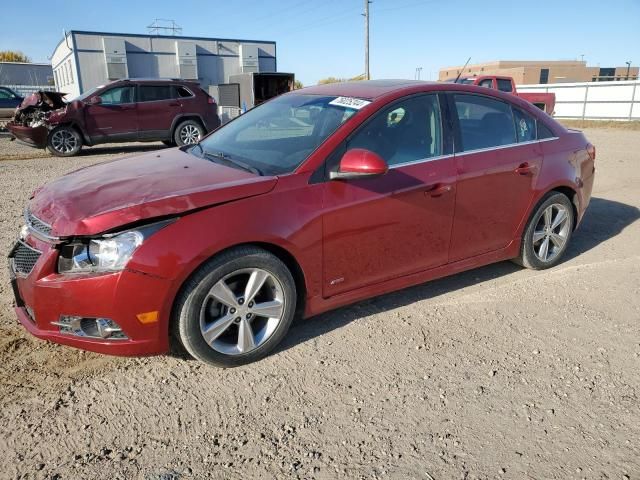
{"left": 174, "top": 119, "right": 204, "bottom": 146}
{"left": 173, "top": 247, "right": 297, "bottom": 367}
{"left": 514, "top": 192, "right": 574, "bottom": 270}
{"left": 47, "top": 125, "right": 82, "bottom": 157}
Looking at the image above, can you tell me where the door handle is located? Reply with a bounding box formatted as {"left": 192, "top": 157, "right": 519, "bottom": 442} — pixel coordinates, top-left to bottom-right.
{"left": 168, "top": 102, "right": 180, "bottom": 107}
{"left": 425, "top": 183, "right": 452, "bottom": 197}
{"left": 515, "top": 163, "right": 537, "bottom": 176}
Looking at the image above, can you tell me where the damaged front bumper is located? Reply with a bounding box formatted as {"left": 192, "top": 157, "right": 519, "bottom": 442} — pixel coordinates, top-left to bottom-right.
{"left": 7, "top": 123, "right": 49, "bottom": 148}
{"left": 8, "top": 90, "right": 68, "bottom": 149}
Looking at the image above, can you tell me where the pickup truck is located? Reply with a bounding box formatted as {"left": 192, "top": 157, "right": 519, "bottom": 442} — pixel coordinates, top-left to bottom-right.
{"left": 448, "top": 75, "right": 555, "bottom": 115}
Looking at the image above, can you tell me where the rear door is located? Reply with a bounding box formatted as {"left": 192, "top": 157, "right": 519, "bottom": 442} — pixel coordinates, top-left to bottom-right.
{"left": 448, "top": 93, "right": 543, "bottom": 261}
{"left": 322, "top": 94, "right": 456, "bottom": 297}
{"left": 136, "top": 84, "right": 181, "bottom": 140}
{"left": 83, "top": 85, "right": 137, "bottom": 141}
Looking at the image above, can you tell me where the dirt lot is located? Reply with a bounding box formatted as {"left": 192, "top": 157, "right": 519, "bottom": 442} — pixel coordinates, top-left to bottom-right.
{"left": 0, "top": 130, "right": 638, "bottom": 480}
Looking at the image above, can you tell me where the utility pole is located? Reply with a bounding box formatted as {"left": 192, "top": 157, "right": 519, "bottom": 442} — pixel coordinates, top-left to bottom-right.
{"left": 364, "top": 0, "right": 371, "bottom": 80}
{"left": 625, "top": 61, "right": 632, "bottom": 80}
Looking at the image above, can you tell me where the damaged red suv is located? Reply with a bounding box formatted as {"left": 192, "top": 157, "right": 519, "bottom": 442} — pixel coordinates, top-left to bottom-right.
{"left": 9, "top": 80, "right": 595, "bottom": 367}
{"left": 7, "top": 78, "right": 220, "bottom": 156}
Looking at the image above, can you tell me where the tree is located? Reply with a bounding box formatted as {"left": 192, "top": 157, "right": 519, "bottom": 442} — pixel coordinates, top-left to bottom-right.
{"left": 318, "top": 77, "right": 345, "bottom": 85}
{"left": 317, "top": 74, "right": 366, "bottom": 85}
{"left": 0, "top": 51, "right": 31, "bottom": 63}
{"left": 294, "top": 80, "right": 304, "bottom": 90}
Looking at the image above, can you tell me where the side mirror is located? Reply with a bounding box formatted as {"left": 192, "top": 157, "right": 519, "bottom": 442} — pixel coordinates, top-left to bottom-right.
{"left": 87, "top": 96, "right": 102, "bottom": 105}
{"left": 330, "top": 148, "right": 388, "bottom": 180}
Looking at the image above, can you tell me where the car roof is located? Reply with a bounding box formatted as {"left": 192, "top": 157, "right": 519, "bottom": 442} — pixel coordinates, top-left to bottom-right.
{"left": 113, "top": 78, "right": 200, "bottom": 84}
{"left": 298, "top": 79, "right": 435, "bottom": 100}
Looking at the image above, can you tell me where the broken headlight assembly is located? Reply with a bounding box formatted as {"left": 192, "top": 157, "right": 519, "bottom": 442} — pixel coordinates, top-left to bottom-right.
{"left": 57, "top": 220, "right": 174, "bottom": 274}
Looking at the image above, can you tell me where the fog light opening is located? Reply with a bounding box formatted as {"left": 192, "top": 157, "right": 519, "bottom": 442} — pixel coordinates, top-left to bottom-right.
{"left": 52, "top": 316, "right": 128, "bottom": 340}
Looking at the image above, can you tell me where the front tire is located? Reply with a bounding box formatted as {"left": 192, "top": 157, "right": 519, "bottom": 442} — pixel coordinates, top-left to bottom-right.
{"left": 174, "top": 119, "right": 204, "bottom": 146}
{"left": 174, "top": 247, "right": 297, "bottom": 367}
{"left": 515, "top": 192, "right": 574, "bottom": 270}
{"left": 47, "top": 125, "right": 82, "bottom": 157}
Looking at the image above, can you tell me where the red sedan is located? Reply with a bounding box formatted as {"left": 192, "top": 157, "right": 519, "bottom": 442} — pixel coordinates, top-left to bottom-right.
{"left": 9, "top": 80, "right": 595, "bottom": 367}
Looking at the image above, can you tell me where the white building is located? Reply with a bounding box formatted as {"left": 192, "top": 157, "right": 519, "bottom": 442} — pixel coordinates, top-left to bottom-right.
{"left": 51, "top": 30, "right": 278, "bottom": 98}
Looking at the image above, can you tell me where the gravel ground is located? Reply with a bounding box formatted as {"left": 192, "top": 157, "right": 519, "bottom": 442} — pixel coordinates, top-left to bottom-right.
{"left": 0, "top": 137, "right": 165, "bottom": 161}
{"left": 0, "top": 129, "right": 639, "bottom": 480}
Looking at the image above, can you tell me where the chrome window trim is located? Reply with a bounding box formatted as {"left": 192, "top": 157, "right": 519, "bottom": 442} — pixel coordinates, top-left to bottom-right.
{"left": 389, "top": 137, "right": 559, "bottom": 169}
{"left": 390, "top": 153, "right": 454, "bottom": 169}
{"left": 389, "top": 137, "right": 560, "bottom": 170}
{"left": 454, "top": 136, "right": 560, "bottom": 158}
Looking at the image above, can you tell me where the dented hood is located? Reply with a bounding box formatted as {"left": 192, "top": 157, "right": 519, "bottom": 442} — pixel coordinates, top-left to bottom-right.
{"left": 17, "top": 90, "right": 67, "bottom": 112}
{"left": 29, "top": 148, "right": 277, "bottom": 237}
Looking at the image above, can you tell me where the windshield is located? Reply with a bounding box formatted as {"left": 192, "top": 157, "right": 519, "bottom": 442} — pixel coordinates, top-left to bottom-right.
{"left": 194, "top": 94, "right": 361, "bottom": 175}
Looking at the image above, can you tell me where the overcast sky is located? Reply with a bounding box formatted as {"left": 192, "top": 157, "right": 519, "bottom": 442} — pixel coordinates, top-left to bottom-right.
{"left": 1, "top": 0, "right": 638, "bottom": 85}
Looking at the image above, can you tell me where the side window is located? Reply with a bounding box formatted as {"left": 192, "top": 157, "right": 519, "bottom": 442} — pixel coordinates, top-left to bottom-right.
{"left": 478, "top": 79, "right": 493, "bottom": 88}
{"left": 537, "top": 122, "right": 555, "bottom": 139}
{"left": 347, "top": 95, "right": 442, "bottom": 167}
{"left": 139, "top": 85, "right": 173, "bottom": 102}
{"left": 175, "top": 86, "right": 193, "bottom": 98}
{"left": 454, "top": 94, "right": 516, "bottom": 151}
{"left": 496, "top": 79, "right": 513, "bottom": 92}
{"left": 0, "top": 89, "right": 14, "bottom": 99}
{"left": 513, "top": 108, "right": 536, "bottom": 142}
{"left": 99, "top": 86, "right": 135, "bottom": 105}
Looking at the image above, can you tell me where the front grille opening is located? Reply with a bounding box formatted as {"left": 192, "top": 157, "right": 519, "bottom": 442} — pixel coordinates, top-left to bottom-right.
{"left": 12, "top": 241, "right": 42, "bottom": 276}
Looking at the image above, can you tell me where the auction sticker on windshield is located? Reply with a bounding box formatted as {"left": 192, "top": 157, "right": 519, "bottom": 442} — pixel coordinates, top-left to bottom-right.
{"left": 329, "top": 97, "right": 371, "bottom": 110}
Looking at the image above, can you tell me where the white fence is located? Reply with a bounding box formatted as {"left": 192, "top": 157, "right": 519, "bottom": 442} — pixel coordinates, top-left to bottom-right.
{"left": 519, "top": 80, "right": 640, "bottom": 121}
{"left": 4, "top": 85, "right": 54, "bottom": 97}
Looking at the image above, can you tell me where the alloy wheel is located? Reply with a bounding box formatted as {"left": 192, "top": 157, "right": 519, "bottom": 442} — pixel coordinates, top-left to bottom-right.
{"left": 180, "top": 125, "right": 201, "bottom": 144}
{"left": 199, "top": 268, "right": 285, "bottom": 355}
{"left": 532, "top": 203, "right": 571, "bottom": 262}
{"left": 51, "top": 129, "right": 78, "bottom": 153}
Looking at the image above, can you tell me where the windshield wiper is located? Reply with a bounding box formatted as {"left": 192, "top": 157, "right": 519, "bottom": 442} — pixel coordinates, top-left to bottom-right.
{"left": 203, "top": 151, "right": 263, "bottom": 176}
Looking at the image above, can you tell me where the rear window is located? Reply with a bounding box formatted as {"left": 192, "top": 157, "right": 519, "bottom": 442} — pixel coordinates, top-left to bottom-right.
{"left": 175, "top": 86, "right": 193, "bottom": 98}
{"left": 139, "top": 85, "right": 172, "bottom": 102}
{"left": 496, "top": 79, "right": 513, "bottom": 92}
{"left": 537, "top": 123, "right": 555, "bottom": 139}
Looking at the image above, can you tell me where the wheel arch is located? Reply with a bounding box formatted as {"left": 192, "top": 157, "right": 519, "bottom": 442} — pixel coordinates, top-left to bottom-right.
{"left": 49, "top": 121, "right": 89, "bottom": 145}
{"left": 549, "top": 185, "right": 579, "bottom": 230}
{"left": 170, "top": 114, "right": 206, "bottom": 137}
{"left": 169, "top": 241, "right": 308, "bottom": 333}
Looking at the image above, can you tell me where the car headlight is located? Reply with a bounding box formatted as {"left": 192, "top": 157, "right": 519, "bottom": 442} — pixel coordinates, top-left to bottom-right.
{"left": 57, "top": 220, "right": 174, "bottom": 274}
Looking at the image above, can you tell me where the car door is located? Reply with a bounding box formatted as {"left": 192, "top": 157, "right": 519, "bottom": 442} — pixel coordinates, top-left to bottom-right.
{"left": 322, "top": 94, "right": 456, "bottom": 297}
{"left": 0, "top": 87, "right": 20, "bottom": 119}
{"left": 83, "top": 85, "right": 137, "bottom": 142}
{"left": 136, "top": 84, "right": 182, "bottom": 140}
{"left": 448, "top": 93, "right": 543, "bottom": 262}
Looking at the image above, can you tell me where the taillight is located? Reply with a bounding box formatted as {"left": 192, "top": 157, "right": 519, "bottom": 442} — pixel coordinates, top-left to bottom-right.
{"left": 586, "top": 143, "right": 596, "bottom": 161}
{"left": 207, "top": 97, "right": 215, "bottom": 105}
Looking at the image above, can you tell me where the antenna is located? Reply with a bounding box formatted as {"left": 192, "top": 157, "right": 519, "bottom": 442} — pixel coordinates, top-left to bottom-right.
{"left": 454, "top": 57, "right": 471, "bottom": 83}
{"left": 147, "top": 19, "right": 183, "bottom": 36}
